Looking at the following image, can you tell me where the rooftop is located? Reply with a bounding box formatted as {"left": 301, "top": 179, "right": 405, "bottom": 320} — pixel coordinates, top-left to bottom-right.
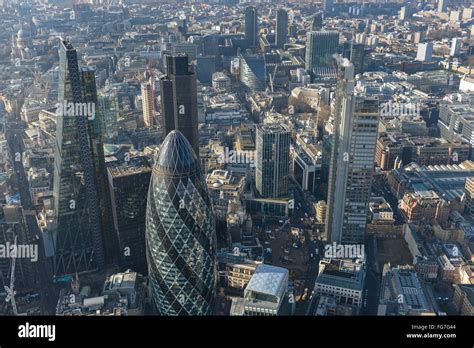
{"left": 245, "top": 264, "right": 288, "bottom": 299}
{"left": 107, "top": 157, "right": 151, "bottom": 178}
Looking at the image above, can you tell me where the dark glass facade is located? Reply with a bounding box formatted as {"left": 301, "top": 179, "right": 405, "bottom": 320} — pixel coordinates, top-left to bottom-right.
{"left": 305, "top": 31, "right": 339, "bottom": 78}
{"left": 342, "top": 41, "right": 365, "bottom": 75}
{"left": 160, "top": 54, "right": 200, "bottom": 157}
{"left": 276, "top": 9, "right": 288, "bottom": 48}
{"left": 107, "top": 157, "right": 151, "bottom": 274}
{"left": 146, "top": 130, "right": 217, "bottom": 315}
{"left": 245, "top": 6, "right": 258, "bottom": 47}
{"left": 52, "top": 39, "right": 104, "bottom": 276}
{"left": 239, "top": 54, "right": 266, "bottom": 91}
{"left": 256, "top": 124, "right": 290, "bottom": 198}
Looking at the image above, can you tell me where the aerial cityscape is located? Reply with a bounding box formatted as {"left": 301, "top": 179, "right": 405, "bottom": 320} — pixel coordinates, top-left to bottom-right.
{"left": 1, "top": 0, "right": 474, "bottom": 320}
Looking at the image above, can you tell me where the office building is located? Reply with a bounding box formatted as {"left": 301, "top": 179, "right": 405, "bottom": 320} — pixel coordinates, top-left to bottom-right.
{"left": 141, "top": 81, "right": 154, "bottom": 127}
{"left": 305, "top": 31, "right": 339, "bottom": 78}
{"left": 316, "top": 200, "right": 327, "bottom": 224}
{"left": 416, "top": 42, "right": 433, "bottom": 62}
{"left": 312, "top": 13, "right": 323, "bottom": 31}
{"left": 450, "top": 38, "right": 462, "bottom": 57}
{"left": 450, "top": 11, "right": 462, "bottom": 24}
{"left": 256, "top": 124, "right": 290, "bottom": 198}
{"left": 378, "top": 266, "right": 434, "bottom": 316}
{"left": 292, "top": 138, "right": 322, "bottom": 194}
{"left": 97, "top": 91, "right": 119, "bottom": 142}
{"left": 413, "top": 31, "right": 424, "bottom": 44}
{"left": 399, "top": 6, "right": 411, "bottom": 20}
{"left": 438, "top": 0, "right": 447, "bottom": 13}
{"left": 217, "top": 252, "right": 261, "bottom": 291}
{"left": 462, "top": 7, "right": 473, "bottom": 20}
{"left": 325, "top": 57, "right": 379, "bottom": 245}
{"left": 230, "top": 264, "right": 291, "bottom": 316}
{"left": 399, "top": 189, "right": 446, "bottom": 224}
{"left": 388, "top": 161, "right": 474, "bottom": 207}
{"left": 314, "top": 259, "right": 365, "bottom": 308}
{"left": 369, "top": 197, "right": 394, "bottom": 224}
{"left": 464, "top": 177, "right": 474, "bottom": 218}
{"left": 172, "top": 42, "right": 197, "bottom": 61}
{"left": 452, "top": 284, "right": 474, "bottom": 316}
{"left": 52, "top": 39, "right": 104, "bottom": 276}
{"left": 375, "top": 133, "right": 470, "bottom": 170}
{"left": 323, "top": 0, "right": 333, "bottom": 13}
{"left": 438, "top": 94, "right": 474, "bottom": 151}
{"left": 146, "top": 130, "right": 217, "bottom": 315}
{"left": 342, "top": 41, "right": 365, "bottom": 75}
{"left": 196, "top": 55, "right": 217, "bottom": 85}
{"left": 239, "top": 53, "right": 266, "bottom": 91}
{"left": 275, "top": 9, "right": 288, "bottom": 49}
{"left": 160, "top": 54, "right": 200, "bottom": 156}
{"left": 81, "top": 67, "right": 112, "bottom": 262}
{"left": 245, "top": 6, "right": 258, "bottom": 48}
{"left": 56, "top": 270, "right": 147, "bottom": 316}
{"left": 107, "top": 157, "right": 152, "bottom": 274}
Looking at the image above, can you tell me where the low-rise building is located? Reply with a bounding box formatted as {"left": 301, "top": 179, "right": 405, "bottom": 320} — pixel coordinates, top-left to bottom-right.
{"left": 206, "top": 170, "right": 246, "bottom": 223}
{"left": 230, "top": 264, "right": 292, "bottom": 316}
{"left": 217, "top": 252, "right": 262, "bottom": 291}
{"left": 369, "top": 197, "right": 394, "bottom": 224}
{"left": 399, "top": 188, "right": 448, "bottom": 225}
{"left": 376, "top": 133, "right": 470, "bottom": 170}
{"left": 314, "top": 259, "right": 365, "bottom": 309}
{"left": 452, "top": 284, "right": 474, "bottom": 316}
{"left": 315, "top": 200, "right": 327, "bottom": 224}
{"left": 437, "top": 254, "right": 456, "bottom": 281}
{"left": 56, "top": 270, "right": 147, "bottom": 316}
{"left": 378, "top": 265, "right": 435, "bottom": 316}
{"left": 291, "top": 137, "right": 322, "bottom": 194}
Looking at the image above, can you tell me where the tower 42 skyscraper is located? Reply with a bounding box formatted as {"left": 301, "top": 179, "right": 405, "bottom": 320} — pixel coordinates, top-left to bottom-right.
{"left": 325, "top": 57, "right": 379, "bottom": 245}
{"left": 146, "top": 130, "right": 217, "bottom": 315}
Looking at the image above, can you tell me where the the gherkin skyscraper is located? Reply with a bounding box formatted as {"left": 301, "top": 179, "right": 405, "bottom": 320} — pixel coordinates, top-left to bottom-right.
{"left": 146, "top": 130, "right": 217, "bottom": 315}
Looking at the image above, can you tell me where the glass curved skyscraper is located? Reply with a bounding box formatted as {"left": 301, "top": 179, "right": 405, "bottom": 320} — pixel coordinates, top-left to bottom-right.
{"left": 146, "top": 130, "right": 217, "bottom": 315}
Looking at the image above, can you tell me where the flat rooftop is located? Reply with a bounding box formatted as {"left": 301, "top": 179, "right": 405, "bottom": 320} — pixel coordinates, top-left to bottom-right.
{"left": 107, "top": 157, "right": 151, "bottom": 178}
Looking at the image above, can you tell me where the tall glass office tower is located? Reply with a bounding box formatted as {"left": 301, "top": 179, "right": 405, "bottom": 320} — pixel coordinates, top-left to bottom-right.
{"left": 52, "top": 39, "right": 105, "bottom": 276}
{"left": 305, "top": 31, "right": 339, "bottom": 78}
{"left": 256, "top": 124, "right": 290, "bottom": 198}
{"left": 160, "top": 54, "right": 200, "bottom": 157}
{"left": 146, "top": 130, "right": 217, "bottom": 315}
{"left": 245, "top": 6, "right": 258, "bottom": 48}
{"left": 325, "top": 57, "right": 379, "bottom": 245}
{"left": 276, "top": 9, "right": 288, "bottom": 48}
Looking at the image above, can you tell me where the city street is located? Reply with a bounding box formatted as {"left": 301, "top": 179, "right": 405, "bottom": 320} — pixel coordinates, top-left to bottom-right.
{"left": 361, "top": 234, "right": 381, "bottom": 315}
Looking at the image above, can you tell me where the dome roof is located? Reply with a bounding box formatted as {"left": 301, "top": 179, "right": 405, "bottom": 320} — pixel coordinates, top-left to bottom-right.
{"left": 155, "top": 130, "right": 199, "bottom": 174}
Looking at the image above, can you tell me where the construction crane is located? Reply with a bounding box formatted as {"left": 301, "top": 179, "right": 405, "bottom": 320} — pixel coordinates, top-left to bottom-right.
{"left": 4, "top": 235, "right": 18, "bottom": 316}
{"left": 268, "top": 65, "right": 278, "bottom": 93}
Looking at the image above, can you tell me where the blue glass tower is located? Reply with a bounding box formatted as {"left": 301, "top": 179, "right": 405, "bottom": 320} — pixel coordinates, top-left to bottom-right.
{"left": 146, "top": 130, "right": 217, "bottom": 315}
